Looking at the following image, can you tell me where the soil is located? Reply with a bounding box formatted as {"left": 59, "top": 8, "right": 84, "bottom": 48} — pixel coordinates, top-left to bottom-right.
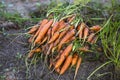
{"left": 0, "top": 21, "right": 114, "bottom": 80}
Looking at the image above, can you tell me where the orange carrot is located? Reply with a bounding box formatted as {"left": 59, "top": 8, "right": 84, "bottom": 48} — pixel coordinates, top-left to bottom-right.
{"left": 55, "top": 43, "right": 73, "bottom": 69}
{"left": 59, "top": 29, "right": 68, "bottom": 39}
{"left": 79, "top": 45, "right": 89, "bottom": 52}
{"left": 87, "top": 33, "right": 95, "bottom": 42}
{"left": 48, "top": 31, "right": 60, "bottom": 44}
{"left": 28, "top": 36, "right": 33, "bottom": 43}
{"left": 28, "top": 25, "right": 39, "bottom": 34}
{"left": 34, "top": 19, "right": 53, "bottom": 44}
{"left": 52, "top": 22, "right": 59, "bottom": 35}
{"left": 90, "top": 25, "right": 101, "bottom": 32}
{"left": 28, "top": 48, "right": 41, "bottom": 58}
{"left": 71, "top": 53, "right": 78, "bottom": 67}
{"left": 47, "top": 28, "right": 52, "bottom": 41}
{"left": 74, "top": 57, "right": 82, "bottom": 80}
{"left": 83, "top": 27, "right": 89, "bottom": 41}
{"left": 39, "top": 36, "right": 48, "bottom": 45}
{"left": 58, "top": 29, "right": 75, "bottom": 51}
{"left": 34, "top": 19, "right": 48, "bottom": 38}
{"left": 59, "top": 55, "right": 72, "bottom": 75}
{"left": 46, "top": 43, "right": 54, "bottom": 55}
{"left": 57, "top": 23, "right": 66, "bottom": 31}
{"left": 78, "top": 23, "right": 86, "bottom": 39}
{"left": 91, "top": 36, "right": 98, "bottom": 44}
{"left": 65, "top": 36, "right": 75, "bottom": 44}
{"left": 68, "top": 15, "right": 76, "bottom": 23}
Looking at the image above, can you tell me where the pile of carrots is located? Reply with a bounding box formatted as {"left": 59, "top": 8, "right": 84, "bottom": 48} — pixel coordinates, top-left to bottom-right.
{"left": 27, "top": 17, "right": 101, "bottom": 80}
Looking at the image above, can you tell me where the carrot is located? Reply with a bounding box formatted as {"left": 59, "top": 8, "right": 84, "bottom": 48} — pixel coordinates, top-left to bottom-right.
{"left": 39, "top": 36, "right": 48, "bottom": 45}
{"left": 58, "top": 20, "right": 65, "bottom": 27}
{"left": 28, "top": 48, "right": 41, "bottom": 58}
{"left": 55, "top": 43, "right": 73, "bottom": 69}
{"left": 91, "top": 36, "right": 98, "bottom": 44}
{"left": 58, "top": 29, "right": 75, "bottom": 51}
{"left": 74, "top": 57, "right": 82, "bottom": 80}
{"left": 46, "top": 43, "right": 54, "bottom": 55}
{"left": 87, "top": 33, "right": 95, "bottom": 42}
{"left": 83, "top": 27, "right": 89, "bottom": 42}
{"left": 78, "top": 23, "right": 86, "bottom": 39}
{"left": 51, "top": 22, "right": 59, "bottom": 35}
{"left": 28, "top": 36, "right": 33, "bottom": 43}
{"left": 65, "top": 36, "right": 75, "bottom": 44}
{"left": 59, "top": 55, "right": 72, "bottom": 75}
{"left": 33, "top": 19, "right": 48, "bottom": 38}
{"left": 47, "top": 28, "right": 52, "bottom": 41}
{"left": 71, "top": 53, "right": 78, "bottom": 67}
{"left": 57, "top": 23, "right": 66, "bottom": 31}
{"left": 34, "top": 19, "right": 53, "bottom": 44}
{"left": 59, "top": 29, "right": 68, "bottom": 39}
{"left": 68, "top": 15, "right": 76, "bottom": 23}
{"left": 28, "top": 25, "right": 39, "bottom": 34}
{"left": 79, "top": 45, "right": 89, "bottom": 52}
{"left": 48, "top": 31, "right": 60, "bottom": 44}
{"left": 90, "top": 25, "right": 101, "bottom": 32}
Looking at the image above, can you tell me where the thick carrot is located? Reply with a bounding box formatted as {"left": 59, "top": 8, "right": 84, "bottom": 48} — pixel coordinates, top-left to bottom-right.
{"left": 51, "top": 22, "right": 59, "bottom": 35}
{"left": 74, "top": 57, "right": 82, "bottom": 80}
{"left": 59, "top": 55, "right": 72, "bottom": 75}
{"left": 90, "top": 25, "right": 101, "bottom": 32}
{"left": 28, "top": 48, "right": 41, "bottom": 58}
{"left": 28, "top": 25, "right": 39, "bottom": 34}
{"left": 34, "top": 19, "right": 48, "bottom": 38}
{"left": 34, "top": 19, "right": 53, "bottom": 44}
{"left": 83, "top": 27, "right": 89, "bottom": 41}
{"left": 48, "top": 31, "right": 60, "bottom": 44}
{"left": 58, "top": 20, "right": 65, "bottom": 27}
{"left": 55, "top": 43, "right": 73, "bottom": 69}
{"left": 58, "top": 29, "right": 75, "bottom": 51}
{"left": 87, "top": 33, "right": 95, "bottom": 42}
{"left": 71, "top": 53, "right": 78, "bottom": 67}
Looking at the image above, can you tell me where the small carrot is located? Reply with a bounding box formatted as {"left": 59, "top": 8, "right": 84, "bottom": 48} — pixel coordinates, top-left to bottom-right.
{"left": 47, "top": 28, "right": 52, "bottom": 41}
{"left": 57, "top": 23, "right": 66, "bottom": 31}
{"left": 34, "top": 19, "right": 48, "bottom": 38}
{"left": 74, "top": 57, "right": 82, "bottom": 80}
{"left": 90, "top": 25, "right": 101, "bottom": 32}
{"left": 58, "top": 29, "right": 75, "bottom": 51}
{"left": 51, "top": 22, "right": 59, "bottom": 35}
{"left": 39, "top": 36, "right": 48, "bottom": 45}
{"left": 87, "top": 33, "right": 95, "bottom": 42}
{"left": 71, "top": 53, "right": 78, "bottom": 67}
{"left": 59, "top": 55, "right": 72, "bottom": 75}
{"left": 83, "top": 27, "right": 89, "bottom": 42}
{"left": 28, "top": 48, "right": 41, "bottom": 58}
{"left": 59, "top": 29, "right": 68, "bottom": 39}
{"left": 48, "top": 31, "right": 60, "bottom": 44}
{"left": 28, "top": 36, "right": 33, "bottom": 43}
{"left": 68, "top": 15, "right": 76, "bottom": 23}
{"left": 34, "top": 19, "right": 53, "bottom": 44}
{"left": 79, "top": 45, "right": 90, "bottom": 52}
{"left": 91, "top": 36, "right": 98, "bottom": 44}
{"left": 78, "top": 23, "right": 86, "bottom": 39}
{"left": 55, "top": 43, "right": 73, "bottom": 69}
{"left": 46, "top": 43, "right": 54, "bottom": 55}
{"left": 65, "top": 36, "right": 75, "bottom": 44}
{"left": 28, "top": 25, "right": 39, "bottom": 34}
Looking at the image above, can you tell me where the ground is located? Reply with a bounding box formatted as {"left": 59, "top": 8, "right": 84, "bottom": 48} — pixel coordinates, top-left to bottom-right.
{"left": 0, "top": 21, "right": 114, "bottom": 80}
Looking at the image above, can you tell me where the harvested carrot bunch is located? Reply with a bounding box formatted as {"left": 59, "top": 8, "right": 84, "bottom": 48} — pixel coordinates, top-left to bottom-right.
{"left": 27, "top": 17, "right": 101, "bottom": 79}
